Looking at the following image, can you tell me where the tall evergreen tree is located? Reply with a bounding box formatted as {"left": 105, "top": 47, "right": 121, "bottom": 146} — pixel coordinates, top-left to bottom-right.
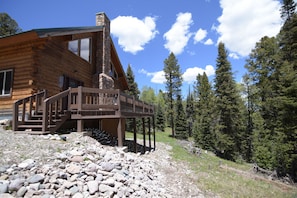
{"left": 245, "top": 36, "right": 280, "bottom": 168}
{"left": 241, "top": 75, "right": 255, "bottom": 162}
{"left": 214, "top": 42, "right": 245, "bottom": 160}
{"left": 185, "top": 89, "right": 194, "bottom": 137}
{"left": 280, "top": 0, "right": 296, "bottom": 21}
{"left": 125, "top": 64, "right": 140, "bottom": 98}
{"left": 155, "top": 103, "right": 165, "bottom": 132}
{"left": 0, "top": 13, "right": 22, "bottom": 37}
{"left": 163, "top": 52, "right": 183, "bottom": 137}
{"left": 193, "top": 72, "right": 215, "bottom": 151}
{"left": 175, "top": 94, "right": 188, "bottom": 140}
{"left": 156, "top": 90, "right": 167, "bottom": 127}
{"left": 276, "top": 4, "right": 297, "bottom": 180}
{"left": 125, "top": 64, "right": 140, "bottom": 132}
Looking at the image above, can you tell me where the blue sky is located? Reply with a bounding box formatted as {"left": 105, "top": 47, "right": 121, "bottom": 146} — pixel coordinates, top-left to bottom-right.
{"left": 1, "top": 0, "right": 287, "bottom": 97}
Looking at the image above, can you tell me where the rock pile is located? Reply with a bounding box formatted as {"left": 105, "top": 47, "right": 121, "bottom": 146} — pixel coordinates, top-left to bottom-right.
{"left": 90, "top": 129, "right": 152, "bottom": 153}
{"left": 0, "top": 132, "right": 166, "bottom": 198}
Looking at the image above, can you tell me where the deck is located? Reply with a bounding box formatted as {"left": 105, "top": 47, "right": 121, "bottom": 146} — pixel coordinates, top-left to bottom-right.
{"left": 13, "top": 87, "right": 155, "bottom": 150}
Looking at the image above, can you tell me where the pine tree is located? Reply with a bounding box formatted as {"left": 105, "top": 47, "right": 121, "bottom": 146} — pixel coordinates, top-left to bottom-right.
{"left": 241, "top": 75, "right": 255, "bottom": 162}
{"left": 193, "top": 72, "right": 215, "bottom": 151}
{"left": 163, "top": 52, "right": 183, "bottom": 137}
{"left": 245, "top": 36, "right": 281, "bottom": 166}
{"left": 125, "top": 64, "right": 140, "bottom": 132}
{"left": 175, "top": 94, "right": 188, "bottom": 140}
{"left": 280, "top": 0, "right": 296, "bottom": 21}
{"left": 276, "top": 4, "right": 297, "bottom": 180}
{"left": 156, "top": 90, "right": 167, "bottom": 128}
{"left": 0, "top": 13, "right": 22, "bottom": 37}
{"left": 214, "top": 42, "right": 245, "bottom": 160}
{"left": 155, "top": 103, "right": 165, "bottom": 132}
{"left": 125, "top": 64, "right": 140, "bottom": 98}
{"left": 185, "top": 89, "right": 194, "bottom": 137}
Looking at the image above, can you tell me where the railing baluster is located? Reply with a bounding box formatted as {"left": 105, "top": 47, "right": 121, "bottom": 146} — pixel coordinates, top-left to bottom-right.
{"left": 35, "top": 93, "right": 39, "bottom": 113}
{"left": 42, "top": 101, "right": 48, "bottom": 132}
{"left": 133, "top": 96, "right": 135, "bottom": 113}
{"left": 29, "top": 97, "right": 33, "bottom": 119}
{"left": 12, "top": 102, "right": 19, "bottom": 131}
{"left": 22, "top": 99, "right": 26, "bottom": 123}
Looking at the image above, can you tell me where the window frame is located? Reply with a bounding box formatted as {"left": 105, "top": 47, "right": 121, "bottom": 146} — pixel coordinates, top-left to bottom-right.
{"left": 109, "top": 62, "right": 118, "bottom": 79}
{"left": 0, "top": 69, "right": 13, "bottom": 97}
{"left": 68, "top": 37, "right": 92, "bottom": 63}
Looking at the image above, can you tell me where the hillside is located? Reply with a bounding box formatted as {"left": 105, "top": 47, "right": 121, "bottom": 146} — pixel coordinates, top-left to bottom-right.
{"left": 0, "top": 128, "right": 296, "bottom": 197}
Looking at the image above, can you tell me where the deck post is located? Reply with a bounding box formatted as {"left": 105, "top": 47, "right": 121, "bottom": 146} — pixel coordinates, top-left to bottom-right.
{"left": 142, "top": 117, "right": 146, "bottom": 153}
{"left": 77, "top": 120, "right": 84, "bottom": 132}
{"left": 153, "top": 115, "right": 156, "bottom": 151}
{"left": 12, "top": 102, "right": 19, "bottom": 131}
{"left": 133, "top": 118, "right": 137, "bottom": 153}
{"left": 77, "top": 86, "right": 82, "bottom": 111}
{"left": 148, "top": 117, "right": 151, "bottom": 151}
{"left": 117, "top": 118, "right": 124, "bottom": 147}
{"left": 42, "top": 101, "right": 49, "bottom": 132}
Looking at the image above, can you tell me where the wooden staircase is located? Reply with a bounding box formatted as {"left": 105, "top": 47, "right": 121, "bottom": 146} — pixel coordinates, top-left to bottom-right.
{"left": 16, "top": 111, "right": 70, "bottom": 134}
{"left": 13, "top": 89, "right": 71, "bottom": 134}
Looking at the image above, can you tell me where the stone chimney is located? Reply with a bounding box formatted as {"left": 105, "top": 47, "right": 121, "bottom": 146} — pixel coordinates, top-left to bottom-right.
{"left": 95, "top": 12, "right": 113, "bottom": 89}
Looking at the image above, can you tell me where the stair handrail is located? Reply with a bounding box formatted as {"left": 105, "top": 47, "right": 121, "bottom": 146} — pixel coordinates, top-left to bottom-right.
{"left": 42, "top": 88, "right": 71, "bottom": 132}
{"left": 12, "top": 90, "right": 47, "bottom": 131}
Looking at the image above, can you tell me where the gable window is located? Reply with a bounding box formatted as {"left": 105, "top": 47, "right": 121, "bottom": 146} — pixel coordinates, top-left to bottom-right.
{"left": 0, "top": 69, "right": 13, "bottom": 96}
{"left": 68, "top": 38, "right": 91, "bottom": 63}
{"left": 109, "top": 63, "right": 118, "bottom": 79}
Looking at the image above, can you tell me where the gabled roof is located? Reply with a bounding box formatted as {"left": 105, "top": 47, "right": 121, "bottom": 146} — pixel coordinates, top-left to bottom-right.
{"left": 0, "top": 26, "right": 104, "bottom": 39}
{"left": 0, "top": 26, "right": 104, "bottom": 48}
{"left": 33, "top": 26, "right": 104, "bottom": 38}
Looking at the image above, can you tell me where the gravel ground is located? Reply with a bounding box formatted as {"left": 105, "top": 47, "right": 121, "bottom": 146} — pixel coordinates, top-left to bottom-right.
{"left": 0, "top": 129, "right": 207, "bottom": 198}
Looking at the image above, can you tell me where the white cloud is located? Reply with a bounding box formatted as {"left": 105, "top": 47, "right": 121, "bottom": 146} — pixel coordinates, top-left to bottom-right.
{"left": 204, "top": 38, "right": 214, "bottom": 45}
{"left": 229, "top": 52, "right": 239, "bottom": 59}
{"left": 111, "top": 16, "right": 158, "bottom": 54}
{"left": 217, "top": 0, "right": 282, "bottom": 57}
{"left": 194, "top": 28, "right": 207, "bottom": 44}
{"left": 140, "top": 64, "right": 215, "bottom": 85}
{"left": 163, "top": 12, "right": 193, "bottom": 55}
{"left": 138, "top": 69, "right": 165, "bottom": 84}
{"left": 183, "top": 65, "right": 215, "bottom": 84}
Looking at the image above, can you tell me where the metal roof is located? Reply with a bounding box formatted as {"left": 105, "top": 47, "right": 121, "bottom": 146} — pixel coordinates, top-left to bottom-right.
{"left": 0, "top": 26, "right": 104, "bottom": 39}
{"left": 33, "top": 26, "right": 104, "bottom": 38}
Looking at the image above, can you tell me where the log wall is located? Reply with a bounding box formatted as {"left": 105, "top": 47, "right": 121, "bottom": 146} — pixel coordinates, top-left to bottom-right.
{"left": 0, "top": 41, "right": 37, "bottom": 112}
{"left": 35, "top": 37, "right": 94, "bottom": 97}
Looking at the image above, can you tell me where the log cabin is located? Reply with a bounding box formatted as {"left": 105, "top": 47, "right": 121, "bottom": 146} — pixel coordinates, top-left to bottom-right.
{"left": 0, "top": 12, "right": 155, "bottom": 150}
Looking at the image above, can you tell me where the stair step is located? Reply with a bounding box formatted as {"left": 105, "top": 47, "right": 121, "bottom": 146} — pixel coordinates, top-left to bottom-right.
{"left": 24, "top": 120, "right": 43, "bottom": 124}
{"left": 16, "top": 110, "right": 69, "bottom": 132}
{"left": 18, "top": 125, "right": 43, "bottom": 129}
{"left": 14, "top": 131, "right": 50, "bottom": 135}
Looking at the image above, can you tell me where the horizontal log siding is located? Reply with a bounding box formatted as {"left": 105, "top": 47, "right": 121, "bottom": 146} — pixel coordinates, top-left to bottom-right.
{"left": 35, "top": 37, "right": 94, "bottom": 97}
{"left": 0, "top": 42, "right": 37, "bottom": 112}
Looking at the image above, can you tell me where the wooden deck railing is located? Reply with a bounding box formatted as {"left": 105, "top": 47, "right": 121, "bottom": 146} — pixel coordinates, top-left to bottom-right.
{"left": 13, "top": 90, "right": 47, "bottom": 131}
{"left": 69, "top": 86, "right": 154, "bottom": 117}
{"left": 42, "top": 88, "right": 71, "bottom": 132}
{"left": 13, "top": 86, "right": 154, "bottom": 132}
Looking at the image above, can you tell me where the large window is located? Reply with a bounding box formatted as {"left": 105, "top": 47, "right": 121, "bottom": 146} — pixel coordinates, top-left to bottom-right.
{"left": 0, "top": 69, "right": 13, "bottom": 96}
{"left": 68, "top": 38, "right": 91, "bottom": 62}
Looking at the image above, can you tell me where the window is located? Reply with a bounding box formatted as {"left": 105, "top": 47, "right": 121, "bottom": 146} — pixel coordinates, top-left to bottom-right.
{"left": 68, "top": 38, "right": 91, "bottom": 62}
{"left": 0, "top": 69, "right": 13, "bottom": 96}
{"left": 109, "top": 63, "right": 118, "bottom": 79}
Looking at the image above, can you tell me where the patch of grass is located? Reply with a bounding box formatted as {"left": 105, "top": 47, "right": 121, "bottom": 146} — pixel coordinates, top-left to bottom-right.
{"left": 138, "top": 127, "right": 297, "bottom": 198}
